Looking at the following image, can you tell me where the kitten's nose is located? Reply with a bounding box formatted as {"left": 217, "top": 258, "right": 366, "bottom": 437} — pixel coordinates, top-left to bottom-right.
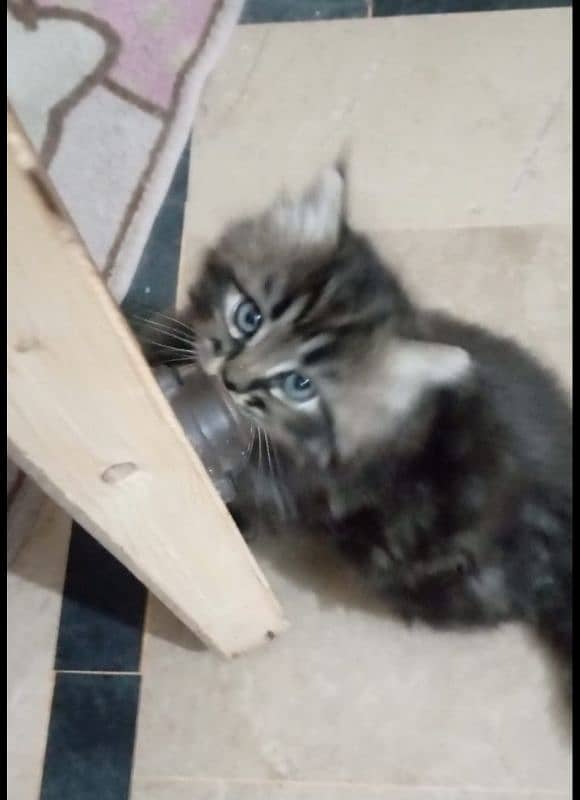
{"left": 223, "top": 363, "right": 250, "bottom": 393}
{"left": 223, "top": 376, "right": 239, "bottom": 393}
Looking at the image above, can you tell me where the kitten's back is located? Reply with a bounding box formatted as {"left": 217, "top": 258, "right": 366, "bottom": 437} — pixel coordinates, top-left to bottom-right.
{"left": 421, "top": 310, "right": 571, "bottom": 492}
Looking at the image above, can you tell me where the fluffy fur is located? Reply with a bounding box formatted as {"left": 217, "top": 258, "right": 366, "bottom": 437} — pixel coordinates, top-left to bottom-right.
{"left": 139, "top": 166, "right": 572, "bottom": 691}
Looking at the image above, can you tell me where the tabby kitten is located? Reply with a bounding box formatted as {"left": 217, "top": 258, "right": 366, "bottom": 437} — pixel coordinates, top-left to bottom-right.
{"left": 144, "top": 166, "right": 571, "bottom": 684}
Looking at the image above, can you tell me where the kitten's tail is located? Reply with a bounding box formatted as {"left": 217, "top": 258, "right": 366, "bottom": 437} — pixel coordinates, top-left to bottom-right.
{"left": 522, "top": 486, "right": 572, "bottom": 698}
{"left": 535, "top": 589, "right": 571, "bottom": 665}
{"left": 535, "top": 591, "right": 571, "bottom": 704}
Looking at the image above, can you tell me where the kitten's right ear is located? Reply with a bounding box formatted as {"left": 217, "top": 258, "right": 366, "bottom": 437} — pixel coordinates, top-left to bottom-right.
{"left": 269, "top": 164, "right": 347, "bottom": 253}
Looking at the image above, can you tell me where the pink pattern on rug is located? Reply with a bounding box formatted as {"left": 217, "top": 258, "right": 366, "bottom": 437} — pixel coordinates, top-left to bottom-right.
{"left": 36, "top": 0, "right": 217, "bottom": 109}
{"left": 11, "top": 0, "right": 244, "bottom": 300}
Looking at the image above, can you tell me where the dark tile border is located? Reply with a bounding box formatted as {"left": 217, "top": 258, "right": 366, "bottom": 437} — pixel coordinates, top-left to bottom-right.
{"left": 241, "top": 0, "right": 367, "bottom": 23}
{"left": 240, "top": 0, "right": 570, "bottom": 22}
{"left": 55, "top": 525, "right": 147, "bottom": 673}
{"left": 122, "top": 141, "right": 191, "bottom": 318}
{"left": 373, "top": 0, "right": 570, "bottom": 15}
{"left": 40, "top": 673, "right": 140, "bottom": 800}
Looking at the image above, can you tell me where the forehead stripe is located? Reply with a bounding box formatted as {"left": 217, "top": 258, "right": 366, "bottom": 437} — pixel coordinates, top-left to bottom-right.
{"left": 271, "top": 295, "right": 294, "bottom": 320}
{"left": 302, "top": 339, "right": 338, "bottom": 365}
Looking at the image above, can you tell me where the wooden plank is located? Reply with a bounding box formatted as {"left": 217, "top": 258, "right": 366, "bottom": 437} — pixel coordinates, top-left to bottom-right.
{"left": 7, "top": 109, "right": 287, "bottom": 656}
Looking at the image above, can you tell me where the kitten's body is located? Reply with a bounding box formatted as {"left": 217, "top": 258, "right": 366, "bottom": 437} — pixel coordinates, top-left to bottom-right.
{"left": 234, "top": 253, "right": 571, "bottom": 660}
{"left": 140, "top": 167, "right": 571, "bottom": 686}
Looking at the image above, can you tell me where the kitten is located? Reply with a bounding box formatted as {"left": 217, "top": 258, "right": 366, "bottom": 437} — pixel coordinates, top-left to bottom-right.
{"left": 140, "top": 166, "right": 571, "bottom": 689}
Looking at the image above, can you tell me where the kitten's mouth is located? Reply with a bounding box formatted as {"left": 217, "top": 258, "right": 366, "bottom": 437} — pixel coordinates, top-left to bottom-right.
{"left": 199, "top": 353, "right": 225, "bottom": 377}
{"left": 227, "top": 390, "right": 266, "bottom": 421}
{"left": 197, "top": 340, "right": 266, "bottom": 422}
{"left": 197, "top": 338, "right": 225, "bottom": 377}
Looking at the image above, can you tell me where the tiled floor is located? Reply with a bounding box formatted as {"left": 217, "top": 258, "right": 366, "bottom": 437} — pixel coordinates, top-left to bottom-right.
{"left": 7, "top": 3, "right": 571, "bottom": 800}
{"left": 8, "top": 501, "right": 71, "bottom": 800}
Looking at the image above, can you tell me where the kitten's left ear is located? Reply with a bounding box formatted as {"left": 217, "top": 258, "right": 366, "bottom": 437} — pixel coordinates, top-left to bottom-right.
{"left": 271, "top": 164, "right": 346, "bottom": 251}
{"left": 331, "top": 339, "right": 473, "bottom": 462}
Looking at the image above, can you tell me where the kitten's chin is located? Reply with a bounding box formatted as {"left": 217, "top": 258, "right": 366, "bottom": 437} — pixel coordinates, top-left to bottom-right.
{"left": 232, "top": 398, "right": 264, "bottom": 426}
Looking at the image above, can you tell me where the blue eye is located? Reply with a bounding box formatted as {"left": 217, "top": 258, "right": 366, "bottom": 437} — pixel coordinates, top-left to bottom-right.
{"left": 234, "top": 298, "right": 262, "bottom": 337}
{"left": 282, "top": 371, "right": 317, "bottom": 403}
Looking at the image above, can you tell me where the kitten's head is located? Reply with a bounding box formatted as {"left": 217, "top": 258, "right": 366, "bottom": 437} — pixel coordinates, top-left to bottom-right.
{"left": 187, "top": 166, "right": 471, "bottom": 468}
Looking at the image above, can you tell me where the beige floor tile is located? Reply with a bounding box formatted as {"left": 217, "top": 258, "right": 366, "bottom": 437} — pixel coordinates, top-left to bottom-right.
{"left": 132, "top": 777, "right": 570, "bottom": 800}
{"left": 7, "top": 500, "right": 71, "bottom": 800}
{"left": 179, "top": 10, "right": 571, "bottom": 303}
{"left": 135, "top": 536, "right": 570, "bottom": 792}
{"left": 372, "top": 224, "right": 571, "bottom": 390}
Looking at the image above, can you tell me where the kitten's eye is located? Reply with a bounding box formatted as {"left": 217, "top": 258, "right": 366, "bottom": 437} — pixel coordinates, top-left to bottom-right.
{"left": 281, "top": 371, "right": 317, "bottom": 403}
{"left": 234, "top": 298, "right": 262, "bottom": 337}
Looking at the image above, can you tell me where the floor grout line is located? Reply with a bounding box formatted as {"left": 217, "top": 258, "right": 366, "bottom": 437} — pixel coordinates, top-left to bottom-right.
{"left": 132, "top": 776, "right": 569, "bottom": 794}
{"left": 55, "top": 669, "right": 142, "bottom": 676}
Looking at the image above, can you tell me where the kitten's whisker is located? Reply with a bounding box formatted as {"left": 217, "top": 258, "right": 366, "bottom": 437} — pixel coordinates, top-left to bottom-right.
{"left": 136, "top": 329, "right": 197, "bottom": 350}
{"left": 138, "top": 336, "right": 196, "bottom": 356}
{"left": 264, "top": 431, "right": 274, "bottom": 484}
{"left": 272, "top": 441, "right": 289, "bottom": 520}
{"left": 160, "top": 356, "right": 198, "bottom": 365}
{"left": 131, "top": 314, "right": 196, "bottom": 346}
{"left": 130, "top": 313, "right": 194, "bottom": 338}
{"left": 265, "top": 432, "right": 282, "bottom": 514}
{"left": 246, "top": 424, "right": 257, "bottom": 462}
{"left": 272, "top": 442, "right": 282, "bottom": 475}
{"left": 150, "top": 311, "right": 196, "bottom": 337}
{"left": 271, "top": 440, "right": 284, "bottom": 487}
{"left": 257, "top": 427, "right": 264, "bottom": 482}
{"left": 251, "top": 424, "right": 258, "bottom": 456}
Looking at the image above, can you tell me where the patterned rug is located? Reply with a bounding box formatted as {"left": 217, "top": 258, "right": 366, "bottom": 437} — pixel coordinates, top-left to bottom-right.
{"left": 7, "top": 0, "right": 244, "bottom": 301}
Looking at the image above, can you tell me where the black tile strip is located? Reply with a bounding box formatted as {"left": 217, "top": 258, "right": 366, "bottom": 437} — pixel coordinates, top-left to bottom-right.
{"left": 241, "top": 0, "right": 367, "bottom": 24}
{"left": 55, "top": 524, "right": 147, "bottom": 672}
{"left": 373, "top": 0, "right": 570, "bottom": 15}
{"left": 122, "top": 141, "right": 191, "bottom": 317}
{"left": 40, "top": 673, "right": 140, "bottom": 800}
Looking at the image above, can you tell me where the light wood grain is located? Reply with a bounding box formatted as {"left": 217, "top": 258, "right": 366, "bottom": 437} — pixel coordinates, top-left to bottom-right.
{"left": 7, "top": 109, "right": 287, "bottom": 656}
